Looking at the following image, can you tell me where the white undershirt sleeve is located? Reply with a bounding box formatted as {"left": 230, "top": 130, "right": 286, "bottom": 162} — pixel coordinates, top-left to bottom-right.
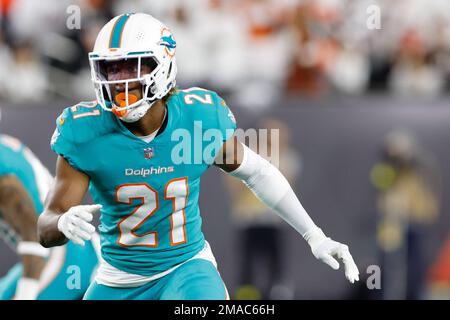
{"left": 226, "top": 143, "right": 321, "bottom": 238}
{"left": 224, "top": 144, "right": 361, "bottom": 283}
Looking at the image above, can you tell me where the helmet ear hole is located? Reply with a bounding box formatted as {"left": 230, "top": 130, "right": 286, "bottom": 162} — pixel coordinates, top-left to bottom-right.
{"left": 143, "top": 74, "right": 152, "bottom": 85}
{"left": 167, "top": 62, "right": 172, "bottom": 79}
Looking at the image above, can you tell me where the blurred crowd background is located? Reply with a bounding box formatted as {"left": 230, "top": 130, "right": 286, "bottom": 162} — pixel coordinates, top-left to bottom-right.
{"left": 1, "top": 0, "right": 450, "bottom": 300}
{"left": 2, "top": 0, "right": 450, "bottom": 106}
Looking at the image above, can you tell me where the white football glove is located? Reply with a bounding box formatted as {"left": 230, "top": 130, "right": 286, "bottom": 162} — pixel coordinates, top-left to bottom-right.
{"left": 57, "top": 204, "right": 101, "bottom": 246}
{"left": 304, "top": 227, "right": 360, "bottom": 283}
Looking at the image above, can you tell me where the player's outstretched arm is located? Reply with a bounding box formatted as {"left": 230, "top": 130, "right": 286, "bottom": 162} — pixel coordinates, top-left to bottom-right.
{"left": 38, "top": 156, "right": 99, "bottom": 248}
{"left": 214, "top": 137, "right": 360, "bottom": 283}
{"left": 0, "top": 175, "right": 48, "bottom": 299}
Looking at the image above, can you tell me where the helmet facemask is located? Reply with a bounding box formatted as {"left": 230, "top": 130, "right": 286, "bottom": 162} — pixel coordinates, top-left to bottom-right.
{"left": 89, "top": 52, "right": 176, "bottom": 122}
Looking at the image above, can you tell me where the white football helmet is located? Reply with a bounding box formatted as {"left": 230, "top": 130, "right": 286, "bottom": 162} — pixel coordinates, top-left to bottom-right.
{"left": 89, "top": 13, "right": 177, "bottom": 122}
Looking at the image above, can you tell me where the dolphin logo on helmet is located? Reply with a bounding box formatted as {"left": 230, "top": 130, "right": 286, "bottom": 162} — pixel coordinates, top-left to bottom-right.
{"left": 159, "top": 28, "right": 176, "bottom": 58}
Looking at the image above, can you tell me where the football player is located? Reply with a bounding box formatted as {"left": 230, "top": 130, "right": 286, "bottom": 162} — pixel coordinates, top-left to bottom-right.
{"left": 0, "top": 134, "right": 99, "bottom": 299}
{"left": 38, "top": 13, "right": 359, "bottom": 300}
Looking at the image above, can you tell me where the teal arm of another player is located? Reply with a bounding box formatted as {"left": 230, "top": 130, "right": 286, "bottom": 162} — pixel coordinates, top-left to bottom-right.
{"left": 0, "top": 175, "right": 46, "bottom": 280}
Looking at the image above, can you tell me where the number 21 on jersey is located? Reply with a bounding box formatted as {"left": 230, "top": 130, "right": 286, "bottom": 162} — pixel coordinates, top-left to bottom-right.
{"left": 116, "top": 177, "right": 189, "bottom": 248}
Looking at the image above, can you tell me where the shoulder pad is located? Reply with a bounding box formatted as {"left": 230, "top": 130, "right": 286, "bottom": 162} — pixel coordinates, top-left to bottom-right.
{"left": 54, "top": 101, "right": 115, "bottom": 144}
{"left": 175, "top": 88, "right": 237, "bottom": 139}
{"left": 50, "top": 101, "right": 115, "bottom": 171}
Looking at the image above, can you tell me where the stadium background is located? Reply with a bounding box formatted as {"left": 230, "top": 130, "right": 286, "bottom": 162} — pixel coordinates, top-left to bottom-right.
{"left": 1, "top": 0, "right": 450, "bottom": 299}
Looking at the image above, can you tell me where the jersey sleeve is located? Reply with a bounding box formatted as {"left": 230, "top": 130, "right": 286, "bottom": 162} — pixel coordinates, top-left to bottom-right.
{"left": 206, "top": 92, "right": 237, "bottom": 165}
{"left": 213, "top": 92, "right": 237, "bottom": 142}
{"left": 181, "top": 88, "right": 238, "bottom": 165}
{"left": 51, "top": 101, "right": 114, "bottom": 173}
{"left": 50, "top": 107, "right": 83, "bottom": 172}
{"left": 51, "top": 101, "right": 107, "bottom": 173}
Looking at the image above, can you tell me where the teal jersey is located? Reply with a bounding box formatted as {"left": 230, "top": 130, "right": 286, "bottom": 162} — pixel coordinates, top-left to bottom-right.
{"left": 0, "top": 135, "right": 53, "bottom": 248}
{"left": 51, "top": 88, "right": 237, "bottom": 276}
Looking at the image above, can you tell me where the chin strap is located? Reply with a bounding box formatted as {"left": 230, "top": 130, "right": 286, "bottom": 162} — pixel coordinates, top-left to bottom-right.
{"left": 116, "top": 100, "right": 155, "bottom": 123}
{"left": 112, "top": 107, "right": 128, "bottom": 118}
